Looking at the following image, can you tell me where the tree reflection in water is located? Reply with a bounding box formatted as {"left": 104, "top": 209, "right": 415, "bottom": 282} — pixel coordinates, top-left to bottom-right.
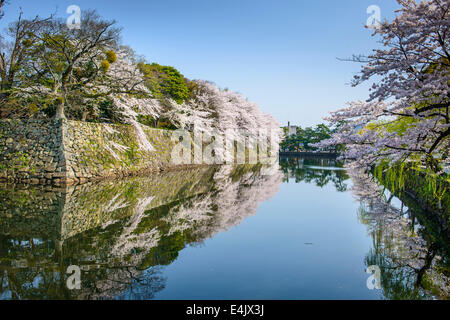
{"left": 348, "top": 164, "right": 450, "bottom": 300}
{"left": 0, "top": 163, "right": 282, "bottom": 300}
{"left": 0, "top": 159, "right": 448, "bottom": 300}
{"left": 279, "top": 156, "right": 349, "bottom": 192}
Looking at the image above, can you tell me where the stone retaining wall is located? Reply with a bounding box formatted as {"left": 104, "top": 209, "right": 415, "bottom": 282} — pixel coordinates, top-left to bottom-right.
{"left": 0, "top": 119, "right": 179, "bottom": 185}
{"left": 62, "top": 120, "right": 177, "bottom": 184}
{"left": 0, "top": 119, "right": 65, "bottom": 184}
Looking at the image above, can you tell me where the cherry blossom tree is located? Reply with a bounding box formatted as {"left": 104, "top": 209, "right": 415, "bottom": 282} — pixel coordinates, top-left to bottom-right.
{"left": 104, "top": 49, "right": 163, "bottom": 151}
{"left": 164, "top": 80, "right": 282, "bottom": 161}
{"left": 318, "top": 0, "right": 449, "bottom": 173}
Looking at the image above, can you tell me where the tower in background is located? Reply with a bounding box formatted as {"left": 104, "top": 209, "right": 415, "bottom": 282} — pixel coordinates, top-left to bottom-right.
{"left": 287, "top": 122, "right": 298, "bottom": 137}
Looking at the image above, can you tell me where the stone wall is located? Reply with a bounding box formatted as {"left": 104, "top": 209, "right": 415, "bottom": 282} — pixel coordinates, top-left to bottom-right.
{"left": 0, "top": 119, "right": 180, "bottom": 185}
{"left": 62, "top": 120, "right": 177, "bottom": 184}
{"left": 0, "top": 119, "right": 66, "bottom": 184}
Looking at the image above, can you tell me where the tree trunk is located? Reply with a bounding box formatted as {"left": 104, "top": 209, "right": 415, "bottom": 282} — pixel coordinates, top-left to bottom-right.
{"left": 54, "top": 101, "right": 65, "bottom": 119}
{"left": 54, "top": 86, "right": 67, "bottom": 119}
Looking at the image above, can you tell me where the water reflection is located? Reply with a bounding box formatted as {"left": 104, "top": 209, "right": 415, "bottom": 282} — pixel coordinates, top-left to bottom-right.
{"left": 279, "top": 156, "right": 349, "bottom": 192}
{"left": 0, "top": 158, "right": 448, "bottom": 300}
{"left": 348, "top": 165, "right": 450, "bottom": 299}
{"left": 0, "top": 164, "right": 283, "bottom": 300}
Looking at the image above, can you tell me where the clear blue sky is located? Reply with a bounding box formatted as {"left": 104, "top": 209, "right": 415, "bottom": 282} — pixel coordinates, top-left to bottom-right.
{"left": 1, "top": 0, "right": 400, "bottom": 127}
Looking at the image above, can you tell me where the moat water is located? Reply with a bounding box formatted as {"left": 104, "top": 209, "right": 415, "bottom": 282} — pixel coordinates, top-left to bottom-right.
{"left": 0, "top": 157, "right": 448, "bottom": 299}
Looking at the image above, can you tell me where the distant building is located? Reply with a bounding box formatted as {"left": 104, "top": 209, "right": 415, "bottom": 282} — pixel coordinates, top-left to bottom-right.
{"left": 287, "top": 122, "right": 298, "bottom": 137}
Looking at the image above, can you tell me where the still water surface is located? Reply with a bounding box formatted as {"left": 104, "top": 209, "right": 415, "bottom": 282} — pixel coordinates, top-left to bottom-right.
{"left": 0, "top": 157, "right": 448, "bottom": 299}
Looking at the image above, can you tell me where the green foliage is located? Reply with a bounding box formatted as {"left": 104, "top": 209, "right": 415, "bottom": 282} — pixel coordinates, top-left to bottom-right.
{"left": 136, "top": 115, "right": 175, "bottom": 130}
{"left": 100, "top": 60, "right": 110, "bottom": 72}
{"left": 156, "top": 119, "right": 177, "bottom": 130}
{"left": 137, "top": 114, "right": 156, "bottom": 127}
{"left": 138, "top": 63, "right": 190, "bottom": 104}
{"left": 373, "top": 161, "right": 449, "bottom": 219}
{"left": 97, "top": 98, "right": 122, "bottom": 123}
{"left": 105, "top": 50, "right": 117, "bottom": 63}
{"left": 280, "top": 123, "right": 338, "bottom": 152}
{"left": 362, "top": 116, "right": 418, "bottom": 138}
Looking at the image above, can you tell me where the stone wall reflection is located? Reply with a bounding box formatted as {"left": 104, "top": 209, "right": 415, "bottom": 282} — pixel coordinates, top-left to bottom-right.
{"left": 0, "top": 162, "right": 282, "bottom": 300}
